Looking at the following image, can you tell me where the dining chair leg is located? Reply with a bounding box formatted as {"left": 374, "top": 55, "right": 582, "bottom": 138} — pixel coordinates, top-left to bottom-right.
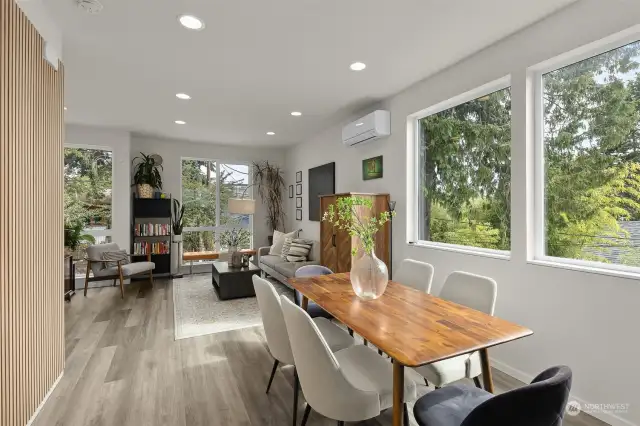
{"left": 404, "top": 403, "right": 409, "bottom": 426}
{"left": 424, "top": 378, "right": 429, "bottom": 386}
{"left": 293, "top": 367, "right": 299, "bottom": 426}
{"left": 473, "top": 376, "right": 483, "bottom": 389}
{"left": 265, "top": 359, "right": 279, "bottom": 394}
{"left": 112, "top": 279, "right": 116, "bottom": 287}
{"left": 337, "top": 422, "right": 344, "bottom": 426}
{"left": 149, "top": 269, "right": 154, "bottom": 288}
{"left": 301, "top": 404, "right": 311, "bottom": 426}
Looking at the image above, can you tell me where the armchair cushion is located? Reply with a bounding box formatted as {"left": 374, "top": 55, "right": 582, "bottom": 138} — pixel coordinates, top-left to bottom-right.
{"left": 102, "top": 250, "right": 131, "bottom": 268}
{"left": 94, "top": 261, "right": 155, "bottom": 278}
{"left": 86, "top": 243, "right": 121, "bottom": 274}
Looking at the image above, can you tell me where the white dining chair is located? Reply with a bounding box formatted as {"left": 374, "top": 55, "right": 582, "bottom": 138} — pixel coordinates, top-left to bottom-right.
{"left": 394, "top": 259, "right": 435, "bottom": 293}
{"left": 414, "top": 271, "right": 497, "bottom": 389}
{"left": 280, "top": 295, "right": 417, "bottom": 426}
{"left": 252, "top": 276, "right": 355, "bottom": 426}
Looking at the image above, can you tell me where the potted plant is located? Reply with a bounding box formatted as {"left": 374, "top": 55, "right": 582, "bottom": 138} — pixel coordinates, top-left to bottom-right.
{"left": 171, "top": 199, "right": 185, "bottom": 276}
{"left": 132, "top": 153, "right": 163, "bottom": 198}
{"left": 219, "top": 228, "right": 251, "bottom": 267}
{"left": 172, "top": 199, "right": 185, "bottom": 242}
{"left": 253, "top": 161, "right": 285, "bottom": 243}
{"left": 322, "top": 196, "right": 394, "bottom": 300}
{"left": 64, "top": 221, "right": 96, "bottom": 257}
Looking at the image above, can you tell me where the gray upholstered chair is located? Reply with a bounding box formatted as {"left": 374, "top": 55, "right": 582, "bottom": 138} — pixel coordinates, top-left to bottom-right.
{"left": 84, "top": 243, "right": 155, "bottom": 299}
{"left": 294, "top": 265, "right": 334, "bottom": 319}
{"left": 413, "top": 365, "right": 572, "bottom": 426}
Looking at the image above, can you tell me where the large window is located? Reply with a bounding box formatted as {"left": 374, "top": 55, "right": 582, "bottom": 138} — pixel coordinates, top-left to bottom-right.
{"left": 64, "top": 147, "right": 113, "bottom": 276}
{"left": 540, "top": 39, "right": 640, "bottom": 268}
{"left": 416, "top": 86, "right": 512, "bottom": 252}
{"left": 181, "top": 159, "right": 252, "bottom": 262}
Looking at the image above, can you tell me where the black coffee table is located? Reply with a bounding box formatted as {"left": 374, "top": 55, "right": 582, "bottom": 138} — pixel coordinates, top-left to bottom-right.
{"left": 211, "top": 260, "right": 261, "bottom": 300}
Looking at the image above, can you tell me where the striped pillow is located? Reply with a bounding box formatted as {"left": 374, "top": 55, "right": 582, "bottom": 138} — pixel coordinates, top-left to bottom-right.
{"left": 286, "top": 239, "right": 313, "bottom": 262}
{"left": 102, "top": 250, "right": 130, "bottom": 268}
{"left": 281, "top": 237, "right": 294, "bottom": 260}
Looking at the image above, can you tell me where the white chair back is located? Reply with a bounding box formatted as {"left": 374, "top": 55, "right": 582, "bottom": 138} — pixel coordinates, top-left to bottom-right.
{"left": 394, "top": 259, "right": 434, "bottom": 293}
{"left": 439, "top": 271, "right": 497, "bottom": 315}
{"left": 279, "top": 296, "right": 379, "bottom": 420}
{"left": 252, "top": 276, "right": 294, "bottom": 365}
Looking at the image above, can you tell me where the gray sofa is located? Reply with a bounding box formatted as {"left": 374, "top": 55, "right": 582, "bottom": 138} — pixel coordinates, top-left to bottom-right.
{"left": 257, "top": 241, "right": 320, "bottom": 287}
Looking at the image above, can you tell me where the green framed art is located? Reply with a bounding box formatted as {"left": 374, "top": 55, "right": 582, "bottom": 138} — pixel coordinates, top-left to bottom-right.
{"left": 362, "top": 155, "right": 383, "bottom": 180}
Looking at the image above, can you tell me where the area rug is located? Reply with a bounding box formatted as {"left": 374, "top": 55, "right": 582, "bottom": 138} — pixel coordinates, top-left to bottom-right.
{"left": 172, "top": 273, "right": 293, "bottom": 340}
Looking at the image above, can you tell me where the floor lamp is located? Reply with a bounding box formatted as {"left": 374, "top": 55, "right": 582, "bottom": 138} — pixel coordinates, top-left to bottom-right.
{"left": 388, "top": 200, "right": 396, "bottom": 280}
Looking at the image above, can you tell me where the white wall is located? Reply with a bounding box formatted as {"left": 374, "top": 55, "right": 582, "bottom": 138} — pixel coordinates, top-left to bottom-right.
{"left": 285, "top": 1, "right": 640, "bottom": 425}
{"left": 131, "top": 135, "right": 287, "bottom": 272}
{"left": 66, "top": 124, "right": 131, "bottom": 252}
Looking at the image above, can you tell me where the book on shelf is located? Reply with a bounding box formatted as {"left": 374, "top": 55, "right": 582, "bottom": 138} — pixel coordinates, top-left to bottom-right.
{"left": 134, "top": 223, "right": 170, "bottom": 237}
{"left": 132, "top": 241, "right": 170, "bottom": 255}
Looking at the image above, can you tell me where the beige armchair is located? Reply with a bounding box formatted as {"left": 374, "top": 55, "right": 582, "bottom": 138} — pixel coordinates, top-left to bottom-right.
{"left": 84, "top": 243, "right": 155, "bottom": 299}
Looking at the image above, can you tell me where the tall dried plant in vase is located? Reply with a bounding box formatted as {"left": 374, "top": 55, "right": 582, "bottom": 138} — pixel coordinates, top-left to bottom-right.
{"left": 253, "top": 161, "right": 286, "bottom": 237}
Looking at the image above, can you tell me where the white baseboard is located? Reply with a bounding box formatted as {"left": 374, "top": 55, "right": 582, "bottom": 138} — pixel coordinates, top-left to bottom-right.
{"left": 490, "top": 357, "right": 636, "bottom": 426}
{"left": 26, "top": 371, "right": 63, "bottom": 426}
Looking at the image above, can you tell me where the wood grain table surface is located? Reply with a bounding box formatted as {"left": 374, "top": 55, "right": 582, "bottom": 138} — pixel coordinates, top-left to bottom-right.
{"left": 289, "top": 272, "right": 533, "bottom": 426}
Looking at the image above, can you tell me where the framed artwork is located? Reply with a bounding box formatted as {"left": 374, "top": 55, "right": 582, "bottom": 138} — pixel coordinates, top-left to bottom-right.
{"left": 296, "top": 209, "right": 302, "bottom": 221}
{"left": 289, "top": 185, "right": 294, "bottom": 198}
{"left": 296, "top": 197, "right": 302, "bottom": 208}
{"left": 296, "top": 184, "right": 302, "bottom": 195}
{"left": 308, "top": 162, "right": 335, "bottom": 221}
{"left": 362, "top": 155, "right": 383, "bottom": 180}
{"left": 296, "top": 171, "right": 302, "bottom": 183}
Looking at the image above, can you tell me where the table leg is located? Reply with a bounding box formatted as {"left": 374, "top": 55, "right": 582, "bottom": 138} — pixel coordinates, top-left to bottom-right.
{"left": 392, "top": 360, "right": 404, "bottom": 426}
{"left": 479, "top": 348, "right": 494, "bottom": 393}
{"left": 301, "top": 295, "right": 309, "bottom": 311}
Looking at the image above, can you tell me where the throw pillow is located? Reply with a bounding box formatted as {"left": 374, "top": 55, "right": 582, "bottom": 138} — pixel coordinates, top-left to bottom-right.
{"left": 281, "top": 237, "right": 294, "bottom": 260}
{"left": 102, "top": 250, "right": 131, "bottom": 268}
{"left": 269, "top": 229, "right": 299, "bottom": 255}
{"left": 286, "top": 239, "right": 313, "bottom": 262}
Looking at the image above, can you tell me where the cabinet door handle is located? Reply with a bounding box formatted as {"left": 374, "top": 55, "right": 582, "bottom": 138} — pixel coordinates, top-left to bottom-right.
{"left": 332, "top": 234, "right": 336, "bottom": 247}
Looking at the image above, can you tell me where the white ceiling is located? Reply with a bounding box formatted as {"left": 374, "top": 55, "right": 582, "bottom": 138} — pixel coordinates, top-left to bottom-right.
{"left": 46, "top": 0, "right": 575, "bottom": 147}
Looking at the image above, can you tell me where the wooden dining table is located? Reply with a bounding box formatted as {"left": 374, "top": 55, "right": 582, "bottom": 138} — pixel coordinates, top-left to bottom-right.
{"left": 289, "top": 273, "right": 533, "bottom": 426}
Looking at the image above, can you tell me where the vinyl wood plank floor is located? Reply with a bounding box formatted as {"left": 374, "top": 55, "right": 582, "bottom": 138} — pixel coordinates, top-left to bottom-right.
{"left": 32, "top": 278, "right": 608, "bottom": 426}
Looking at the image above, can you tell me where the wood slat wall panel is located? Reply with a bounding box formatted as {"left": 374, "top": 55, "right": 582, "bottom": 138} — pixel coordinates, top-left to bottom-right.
{"left": 0, "top": 1, "right": 64, "bottom": 425}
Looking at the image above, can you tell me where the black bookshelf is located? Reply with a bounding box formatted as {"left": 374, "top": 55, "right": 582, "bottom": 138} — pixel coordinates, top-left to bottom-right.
{"left": 131, "top": 196, "right": 172, "bottom": 276}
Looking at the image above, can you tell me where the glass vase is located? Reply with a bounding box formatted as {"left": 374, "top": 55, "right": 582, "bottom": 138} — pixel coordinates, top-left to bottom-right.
{"left": 350, "top": 249, "right": 388, "bottom": 300}
{"left": 228, "top": 245, "right": 238, "bottom": 267}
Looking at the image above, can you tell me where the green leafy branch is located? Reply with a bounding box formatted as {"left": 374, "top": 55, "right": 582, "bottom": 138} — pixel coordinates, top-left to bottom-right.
{"left": 322, "top": 196, "right": 394, "bottom": 256}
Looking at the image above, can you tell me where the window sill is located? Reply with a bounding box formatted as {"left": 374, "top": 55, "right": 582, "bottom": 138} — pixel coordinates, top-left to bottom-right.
{"left": 408, "top": 241, "right": 511, "bottom": 261}
{"left": 528, "top": 258, "right": 640, "bottom": 281}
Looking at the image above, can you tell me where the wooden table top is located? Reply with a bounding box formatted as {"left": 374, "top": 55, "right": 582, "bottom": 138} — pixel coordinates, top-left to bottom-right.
{"left": 289, "top": 273, "right": 533, "bottom": 367}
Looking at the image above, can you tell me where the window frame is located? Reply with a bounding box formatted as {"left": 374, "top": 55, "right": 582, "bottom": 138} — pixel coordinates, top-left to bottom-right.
{"left": 180, "top": 157, "right": 254, "bottom": 254}
{"left": 531, "top": 26, "right": 640, "bottom": 274}
{"left": 64, "top": 144, "right": 114, "bottom": 241}
{"left": 408, "top": 75, "right": 512, "bottom": 258}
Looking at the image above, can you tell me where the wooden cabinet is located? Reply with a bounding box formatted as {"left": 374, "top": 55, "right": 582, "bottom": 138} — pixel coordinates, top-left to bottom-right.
{"left": 319, "top": 193, "right": 390, "bottom": 273}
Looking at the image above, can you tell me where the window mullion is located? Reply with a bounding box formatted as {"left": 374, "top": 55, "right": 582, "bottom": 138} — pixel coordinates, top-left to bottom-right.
{"left": 215, "top": 161, "right": 221, "bottom": 251}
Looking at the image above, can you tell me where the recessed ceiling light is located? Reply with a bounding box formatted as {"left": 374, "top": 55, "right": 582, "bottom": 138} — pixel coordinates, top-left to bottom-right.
{"left": 178, "top": 15, "right": 205, "bottom": 30}
{"left": 291, "top": 111, "right": 302, "bottom": 116}
{"left": 350, "top": 62, "right": 366, "bottom": 71}
{"left": 176, "top": 93, "right": 191, "bottom": 100}
{"left": 64, "top": 106, "right": 67, "bottom": 111}
{"left": 175, "top": 120, "right": 186, "bottom": 125}
{"left": 266, "top": 132, "right": 275, "bottom": 136}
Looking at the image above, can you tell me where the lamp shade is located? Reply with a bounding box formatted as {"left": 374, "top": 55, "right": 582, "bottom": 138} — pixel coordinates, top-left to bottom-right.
{"left": 228, "top": 198, "right": 256, "bottom": 215}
